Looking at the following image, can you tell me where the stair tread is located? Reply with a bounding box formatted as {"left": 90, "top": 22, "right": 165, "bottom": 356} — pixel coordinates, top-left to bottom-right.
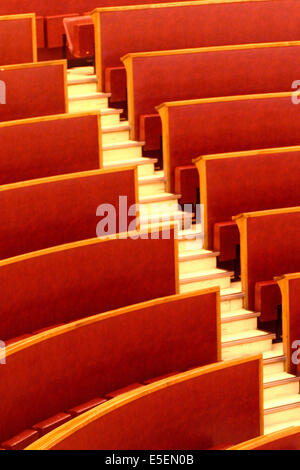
{"left": 103, "top": 157, "right": 157, "bottom": 168}
{"left": 179, "top": 249, "right": 217, "bottom": 261}
{"left": 264, "top": 419, "right": 300, "bottom": 435}
{"left": 138, "top": 174, "right": 166, "bottom": 184}
{"left": 180, "top": 268, "right": 232, "bottom": 282}
{"left": 178, "top": 224, "right": 202, "bottom": 238}
{"left": 264, "top": 372, "right": 297, "bottom": 383}
{"left": 140, "top": 192, "right": 180, "bottom": 203}
{"left": 263, "top": 343, "right": 284, "bottom": 360}
{"left": 69, "top": 92, "right": 109, "bottom": 101}
{"left": 221, "top": 309, "right": 258, "bottom": 321}
{"left": 222, "top": 329, "right": 273, "bottom": 343}
{"left": 102, "top": 123, "right": 130, "bottom": 133}
{"left": 264, "top": 394, "right": 300, "bottom": 411}
{"left": 103, "top": 140, "right": 143, "bottom": 150}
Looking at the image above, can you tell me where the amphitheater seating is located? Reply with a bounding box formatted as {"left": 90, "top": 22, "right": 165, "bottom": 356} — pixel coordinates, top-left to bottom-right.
{"left": 276, "top": 273, "right": 300, "bottom": 375}
{"left": 92, "top": 0, "right": 300, "bottom": 101}
{"left": 194, "top": 146, "right": 300, "bottom": 262}
{"left": 0, "top": 225, "right": 177, "bottom": 343}
{"left": 230, "top": 426, "right": 300, "bottom": 450}
{"left": 63, "top": 16, "right": 94, "bottom": 59}
{"left": 0, "top": 288, "right": 219, "bottom": 449}
{"left": 0, "top": 14, "right": 37, "bottom": 65}
{"left": 0, "top": 61, "right": 67, "bottom": 122}
{"left": 27, "top": 356, "right": 263, "bottom": 450}
{"left": 0, "top": 113, "right": 102, "bottom": 185}
{"left": 0, "top": 168, "right": 137, "bottom": 260}
{"left": 235, "top": 208, "right": 300, "bottom": 323}
{"left": 122, "top": 41, "right": 300, "bottom": 147}
{"left": 158, "top": 92, "right": 300, "bottom": 204}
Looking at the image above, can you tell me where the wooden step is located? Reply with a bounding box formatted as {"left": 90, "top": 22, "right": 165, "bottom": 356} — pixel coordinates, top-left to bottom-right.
{"left": 220, "top": 283, "right": 244, "bottom": 313}
{"left": 139, "top": 193, "right": 181, "bottom": 215}
{"left": 264, "top": 373, "right": 300, "bottom": 403}
{"left": 68, "top": 82, "right": 98, "bottom": 96}
{"left": 263, "top": 344, "right": 286, "bottom": 376}
{"left": 67, "top": 67, "right": 96, "bottom": 85}
{"left": 102, "top": 123, "right": 131, "bottom": 144}
{"left": 103, "top": 141, "right": 144, "bottom": 162}
{"left": 139, "top": 210, "right": 193, "bottom": 230}
{"left": 222, "top": 330, "right": 276, "bottom": 360}
{"left": 103, "top": 157, "right": 157, "bottom": 177}
{"left": 180, "top": 269, "right": 233, "bottom": 293}
{"left": 177, "top": 224, "right": 203, "bottom": 253}
{"left": 179, "top": 249, "right": 218, "bottom": 274}
{"left": 68, "top": 96, "right": 110, "bottom": 113}
{"left": 264, "top": 394, "right": 300, "bottom": 414}
{"left": 138, "top": 172, "right": 167, "bottom": 197}
{"left": 221, "top": 310, "right": 259, "bottom": 335}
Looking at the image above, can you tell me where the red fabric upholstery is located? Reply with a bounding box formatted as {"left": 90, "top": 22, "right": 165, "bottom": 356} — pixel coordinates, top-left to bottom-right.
{"left": 175, "top": 166, "right": 199, "bottom": 207}
{"left": 45, "top": 13, "right": 79, "bottom": 48}
{"left": 63, "top": 17, "right": 94, "bottom": 58}
{"left": 128, "top": 43, "right": 300, "bottom": 143}
{"left": 105, "top": 67, "right": 127, "bottom": 103}
{"left": 283, "top": 277, "right": 300, "bottom": 375}
{"left": 0, "top": 62, "right": 66, "bottom": 122}
{"left": 0, "top": 289, "right": 218, "bottom": 444}
{"left": 165, "top": 95, "right": 300, "bottom": 196}
{"left": 36, "top": 16, "right": 45, "bottom": 48}
{"left": 203, "top": 149, "right": 300, "bottom": 257}
{"left": 0, "top": 16, "right": 35, "bottom": 65}
{"left": 33, "top": 413, "right": 71, "bottom": 436}
{"left": 243, "top": 211, "right": 300, "bottom": 314}
{"left": 96, "top": 0, "right": 300, "bottom": 94}
{"left": 1, "top": 429, "right": 39, "bottom": 450}
{"left": 214, "top": 222, "right": 239, "bottom": 262}
{"left": 0, "top": 227, "right": 176, "bottom": 341}
{"left": 105, "top": 383, "right": 143, "bottom": 399}
{"left": 0, "top": 169, "right": 137, "bottom": 260}
{"left": 68, "top": 398, "right": 107, "bottom": 417}
{"left": 49, "top": 358, "right": 261, "bottom": 450}
{"left": 139, "top": 114, "right": 162, "bottom": 152}
{"left": 255, "top": 281, "right": 282, "bottom": 323}
{"left": 0, "top": 114, "right": 100, "bottom": 185}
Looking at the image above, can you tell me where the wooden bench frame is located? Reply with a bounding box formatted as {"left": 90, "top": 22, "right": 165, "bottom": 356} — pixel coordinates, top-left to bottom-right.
{"left": 26, "top": 355, "right": 263, "bottom": 450}
{"left": 229, "top": 426, "right": 300, "bottom": 450}
{"left": 0, "top": 13, "right": 37, "bottom": 64}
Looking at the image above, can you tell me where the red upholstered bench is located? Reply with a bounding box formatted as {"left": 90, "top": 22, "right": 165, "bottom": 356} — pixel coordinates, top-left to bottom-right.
{"left": 1, "top": 430, "right": 39, "bottom": 450}
{"left": 63, "top": 16, "right": 94, "bottom": 59}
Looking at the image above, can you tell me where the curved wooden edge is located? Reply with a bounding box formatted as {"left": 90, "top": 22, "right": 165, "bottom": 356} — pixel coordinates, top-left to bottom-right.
{"left": 0, "top": 59, "right": 67, "bottom": 71}
{"left": 91, "top": 10, "right": 102, "bottom": 92}
{"left": 157, "top": 106, "right": 171, "bottom": 192}
{"left": 2, "top": 286, "right": 220, "bottom": 361}
{"left": 229, "top": 426, "right": 300, "bottom": 450}
{"left": 0, "top": 111, "right": 101, "bottom": 129}
{"left": 194, "top": 159, "right": 208, "bottom": 249}
{"left": 0, "top": 166, "right": 138, "bottom": 193}
{"left": 121, "top": 40, "right": 300, "bottom": 61}
{"left": 91, "top": 0, "right": 275, "bottom": 15}
{"left": 122, "top": 56, "right": 135, "bottom": 140}
{"left": 276, "top": 274, "right": 293, "bottom": 373}
{"left": 26, "top": 354, "right": 263, "bottom": 450}
{"left": 0, "top": 13, "right": 37, "bottom": 63}
{"left": 193, "top": 145, "right": 300, "bottom": 164}
{"left": 0, "top": 222, "right": 177, "bottom": 268}
{"left": 156, "top": 91, "right": 294, "bottom": 111}
{"left": 233, "top": 206, "right": 300, "bottom": 221}
{"left": 235, "top": 216, "right": 248, "bottom": 309}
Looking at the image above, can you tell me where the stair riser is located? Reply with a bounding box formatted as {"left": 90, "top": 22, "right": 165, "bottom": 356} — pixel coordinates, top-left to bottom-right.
{"left": 221, "top": 317, "right": 257, "bottom": 336}
{"left": 138, "top": 182, "right": 166, "bottom": 197}
{"left": 180, "top": 275, "right": 231, "bottom": 294}
{"left": 222, "top": 338, "right": 273, "bottom": 361}
{"left": 103, "top": 146, "right": 142, "bottom": 162}
{"left": 264, "top": 361, "right": 285, "bottom": 377}
{"left": 221, "top": 298, "right": 243, "bottom": 313}
{"left": 139, "top": 214, "right": 193, "bottom": 231}
{"left": 102, "top": 130, "right": 131, "bottom": 145}
{"left": 264, "top": 407, "right": 300, "bottom": 433}
{"left": 135, "top": 164, "right": 154, "bottom": 177}
{"left": 68, "top": 83, "right": 98, "bottom": 96}
{"left": 178, "top": 238, "right": 204, "bottom": 254}
{"left": 100, "top": 114, "right": 121, "bottom": 126}
{"left": 264, "top": 382, "right": 300, "bottom": 402}
{"left": 179, "top": 256, "right": 217, "bottom": 275}
{"left": 68, "top": 98, "right": 109, "bottom": 113}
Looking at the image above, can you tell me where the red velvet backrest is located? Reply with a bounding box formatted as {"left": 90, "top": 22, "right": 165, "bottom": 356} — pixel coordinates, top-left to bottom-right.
{"left": 0, "top": 169, "right": 137, "bottom": 260}
{"left": 30, "top": 357, "right": 262, "bottom": 450}
{"left": 277, "top": 275, "right": 300, "bottom": 375}
{"left": 124, "top": 43, "right": 300, "bottom": 140}
{"left": 0, "top": 61, "right": 66, "bottom": 122}
{"left": 0, "top": 0, "right": 199, "bottom": 16}
{"left": 198, "top": 149, "right": 300, "bottom": 250}
{"left": 236, "top": 210, "right": 300, "bottom": 311}
{"left": 159, "top": 94, "right": 300, "bottom": 193}
{"left": 94, "top": 0, "right": 300, "bottom": 90}
{"left": 0, "top": 226, "right": 177, "bottom": 341}
{"left": 0, "top": 289, "right": 219, "bottom": 444}
{"left": 0, "top": 114, "right": 101, "bottom": 185}
{"left": 0, "top": 14, "right": 36, "bottom": 65}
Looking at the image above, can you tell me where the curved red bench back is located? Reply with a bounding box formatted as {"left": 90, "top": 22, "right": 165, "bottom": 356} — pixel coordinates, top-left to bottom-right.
{"left": 28, "top": 356, "right": 262, "bottom": 450}
{"left": 0, "top": 14, "right": 37, "bottom": 65}
{"left": 0, "top": 288, "right": 219, "bottom": 445}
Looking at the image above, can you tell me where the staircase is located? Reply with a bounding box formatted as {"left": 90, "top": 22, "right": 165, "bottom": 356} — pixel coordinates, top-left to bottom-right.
{"left": 67, "top": 66, "right": 300, "bottom": 435}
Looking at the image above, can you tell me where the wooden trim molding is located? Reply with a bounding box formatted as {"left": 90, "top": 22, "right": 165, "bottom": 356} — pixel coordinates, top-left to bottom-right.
{"left": 229, "top": 426, "right": 300, "bottom": 450}
{"left": 195, "top": 158, "right": 208, "bottom": 248}
{"left": 157, "top": 105, "right": 171, "bottom": 192}
{"left": 235, "top": 215, "right": 248, "bottom": 308}
{"left": 276, "top": 275, "right": 291, "bottom": 373}
{"left": 122, "top": 55, "right": 135, "bottom": 140}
